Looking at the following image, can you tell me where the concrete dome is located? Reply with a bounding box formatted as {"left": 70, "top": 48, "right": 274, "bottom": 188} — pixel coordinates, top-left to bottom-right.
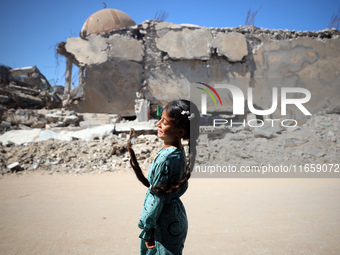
{"left": 80, "top": 9, "right": 136, "bottom": 37}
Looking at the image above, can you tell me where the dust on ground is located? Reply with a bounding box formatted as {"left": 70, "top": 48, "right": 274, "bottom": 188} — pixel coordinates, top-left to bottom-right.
{"left": 0, "top": 171, "right": 339, "bottom": 255}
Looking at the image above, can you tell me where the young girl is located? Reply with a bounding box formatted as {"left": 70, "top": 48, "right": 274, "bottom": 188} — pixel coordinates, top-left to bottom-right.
{"left": 128, "top": 99, "right": 200, "bottom": 255}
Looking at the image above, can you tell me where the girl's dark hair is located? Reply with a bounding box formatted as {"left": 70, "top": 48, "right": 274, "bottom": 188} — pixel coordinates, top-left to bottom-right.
{"left": 128, "top": 99, "right": 200, "bottom": 194}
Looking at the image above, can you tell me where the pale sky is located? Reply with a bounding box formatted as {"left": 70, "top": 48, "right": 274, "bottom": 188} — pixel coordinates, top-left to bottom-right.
{"left": 0, "top": 0, "right": 339, "bottom": 87}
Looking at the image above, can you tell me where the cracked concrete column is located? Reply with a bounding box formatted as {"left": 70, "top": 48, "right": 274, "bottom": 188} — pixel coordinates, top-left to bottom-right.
{"left": 64, "top": 59, "right": 72, "bottom": 96}
{"left": 78, "top": 66, "right": 84, "bottom": 86}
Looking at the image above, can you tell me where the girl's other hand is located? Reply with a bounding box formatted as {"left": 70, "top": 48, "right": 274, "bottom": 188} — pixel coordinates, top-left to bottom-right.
{"left": 145, "top": 237, "right": 156, "bottom": 249}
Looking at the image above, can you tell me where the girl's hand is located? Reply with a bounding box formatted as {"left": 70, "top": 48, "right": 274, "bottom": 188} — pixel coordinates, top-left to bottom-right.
{"left": 145, "top": 237, "right": 156, "bottom": 249}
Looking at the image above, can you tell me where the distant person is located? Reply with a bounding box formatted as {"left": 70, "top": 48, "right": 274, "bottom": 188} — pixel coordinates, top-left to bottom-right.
{"left": 128, "top": 99, "right": 200, "bottom": 254}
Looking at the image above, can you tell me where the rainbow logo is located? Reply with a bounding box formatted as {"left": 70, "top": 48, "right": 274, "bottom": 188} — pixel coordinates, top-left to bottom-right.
{"left": 196, "top": 82, "right": 223, "bottom": 106}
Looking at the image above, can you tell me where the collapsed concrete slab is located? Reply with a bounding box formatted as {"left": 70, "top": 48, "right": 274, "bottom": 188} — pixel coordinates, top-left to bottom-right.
{"left": 64, "top": 34, "right": 144, "bottom": 65}
{"left": 0, "top": 129, "right": 41, "bottom": 145}
{"left": 156, "top": 28, "right": 212, "bottom": 60}
{"left": 0, "top": 121, "right": 157, "bottom": 144}
{"left": 211, "top": 32, "right": 248, "bottom": 61}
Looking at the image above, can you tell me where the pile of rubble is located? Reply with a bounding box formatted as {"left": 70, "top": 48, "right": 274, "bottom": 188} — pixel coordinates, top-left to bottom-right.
{"left": 0, "top": 108, "right": 83, "bottom": 133}
{"left": 0, "top": 113, "right": 339, "bottom": 175}
{"left": 0, "top": 107, "right": 127, "bottom": 135}
{"left": 199, "top": 114, "right": 340, "bottom": 168}
{"left": 0, "top": 65, "right": 62, "bottom": 122}
{"left": 0, "top": 133, "right": 163, "bottom": 174}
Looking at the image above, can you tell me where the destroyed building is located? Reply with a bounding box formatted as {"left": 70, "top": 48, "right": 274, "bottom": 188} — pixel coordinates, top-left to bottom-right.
{"left": 0, "top": 65, "right": 62, "bottom": 113}
{"left": 0, "top": 65, "right": 64, "bottom": 134}
{"left": 57, "top": 8, "right": 340, "bottom": 122}
{"left": 1, "top": 8, "right": 340, "bottom": 173}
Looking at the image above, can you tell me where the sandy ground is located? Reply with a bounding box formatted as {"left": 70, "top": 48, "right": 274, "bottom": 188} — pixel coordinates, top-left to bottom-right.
{"left": 0, "top": 171, "right": 339, "bottom": 255}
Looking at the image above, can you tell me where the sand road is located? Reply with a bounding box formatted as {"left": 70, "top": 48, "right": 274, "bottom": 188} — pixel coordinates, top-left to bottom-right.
{"left": 0, "top": 172, "right": 339, "bottom": 255}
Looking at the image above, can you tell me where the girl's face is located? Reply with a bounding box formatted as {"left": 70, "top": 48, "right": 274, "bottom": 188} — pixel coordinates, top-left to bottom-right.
{"left": 156, "top": 110, "right": 184, "bottom": 144}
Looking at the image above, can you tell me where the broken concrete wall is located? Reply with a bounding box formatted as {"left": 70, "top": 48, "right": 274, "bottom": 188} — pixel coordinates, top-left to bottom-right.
{"left": 58, "top": 21, "right": 340, "bottom": 119}
{"left": 58, "top": 33, "right": 144, "bottom": 115}
{"left": 146, "top": 22, "right": 340, "bottom": 120}
{"left": 78, "top": 61, "right": 142, "bottom": 115}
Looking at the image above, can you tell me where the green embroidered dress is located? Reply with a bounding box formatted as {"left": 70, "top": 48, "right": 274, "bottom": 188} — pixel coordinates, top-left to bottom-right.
{"left": 138, "top": 146, "right": 188, "bottom": 255}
